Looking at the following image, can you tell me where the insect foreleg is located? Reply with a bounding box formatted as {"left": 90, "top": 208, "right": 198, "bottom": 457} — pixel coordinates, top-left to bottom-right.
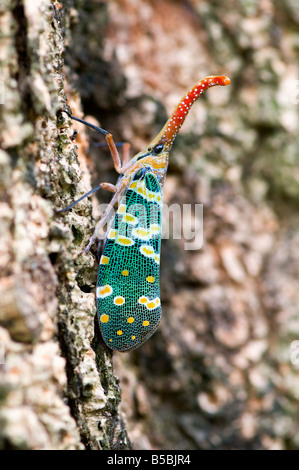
{"left": 56, "top": 182, "right": 116, "bottom": 213}
{"left": 81, "top": 177, "right": 129, "bottom": 254}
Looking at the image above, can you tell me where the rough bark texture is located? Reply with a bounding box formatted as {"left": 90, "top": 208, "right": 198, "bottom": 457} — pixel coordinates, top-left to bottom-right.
{"left": 0, "top": 0, "right": 129, "bottom": 450}
{"left": 1, "top": 0, "right": 299, "bottom": 450}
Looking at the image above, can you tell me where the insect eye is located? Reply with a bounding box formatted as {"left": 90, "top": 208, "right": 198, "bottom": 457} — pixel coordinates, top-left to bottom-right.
{"left": 154, "top": 143, "right": 164, "bottom": 154}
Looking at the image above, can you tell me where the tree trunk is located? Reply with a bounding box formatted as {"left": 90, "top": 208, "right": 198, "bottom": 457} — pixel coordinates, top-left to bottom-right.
{"left": 1, "top": 0, "right": 299, "bottom": 450}
{"left": 0, "top": 0, "right": 130, "bottom": 450}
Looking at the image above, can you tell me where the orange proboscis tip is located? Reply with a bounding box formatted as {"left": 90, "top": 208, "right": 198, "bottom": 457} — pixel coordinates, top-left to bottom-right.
{"left": 149, "top": 75, "right": 231, "bottom": 150}
{"left": 208, "top": 75, "right": 231, "bottom": 86}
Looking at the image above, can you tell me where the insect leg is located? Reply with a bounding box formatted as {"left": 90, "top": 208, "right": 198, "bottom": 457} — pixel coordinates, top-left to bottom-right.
{"left": 81, "top": 177, "right": 129, "bottom": 254}
{"left": 64, "top": 112, "right": 132, "bottom": 173}
{"left": 56, "top": 182, "right": 116, "bottom": 213}
{"left": 121, "top": 142, "right": 131, "bottom": 167}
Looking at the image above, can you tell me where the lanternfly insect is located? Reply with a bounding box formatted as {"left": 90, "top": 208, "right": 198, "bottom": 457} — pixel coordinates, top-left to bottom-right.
{"left": 61, "top": 75, "right": 230, "bottom": 351}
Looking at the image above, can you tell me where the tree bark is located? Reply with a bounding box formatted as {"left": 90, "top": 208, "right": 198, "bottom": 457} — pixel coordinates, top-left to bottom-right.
{"left": 0, "top": 0, "right": 130, "bottom": 450}
{"left": 1, "top": 0, "right": 299, "bottom": 450}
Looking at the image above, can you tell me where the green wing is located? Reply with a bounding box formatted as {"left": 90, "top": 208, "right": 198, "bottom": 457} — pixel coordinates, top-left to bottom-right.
{"left": 97, "top": 169, "right": 163, "bottom": 351}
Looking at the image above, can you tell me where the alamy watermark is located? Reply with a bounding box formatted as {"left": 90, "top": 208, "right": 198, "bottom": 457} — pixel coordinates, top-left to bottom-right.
{"left": 94, "top": 201, "right": 204, "bottom": 250}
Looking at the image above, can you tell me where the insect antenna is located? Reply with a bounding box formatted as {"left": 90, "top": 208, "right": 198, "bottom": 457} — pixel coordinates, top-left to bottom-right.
{"left": 63, "top": 110, "right": 109, "bottom": 136}
{"left": 57, "top": 111, "right": 119, "bottom": 213}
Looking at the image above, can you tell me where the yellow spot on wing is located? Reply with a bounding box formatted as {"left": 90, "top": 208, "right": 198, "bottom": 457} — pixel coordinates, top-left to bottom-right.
{"left": 137, "top": 185, "right": 146, "bottom": 196}
{"left": 154, "top": 254, "right": 160, "bottom": 264}
{"left": 100, "top": 255, "right": 109, "bottom": 265}
{"left": 140, "top": 244, "right": 160, "bottom": 263}
{"left": 146, "top": 276, "right": 155, "bottom": 283}
{"left": 114, "top": 296, "right": 125, "bottom": 305}
{"left": 150, "top": 224, "right": 160, "bottom": 235}
{"left": 118, "top": 204, "right": 126, "bottom": 213}
{"left": 100, "top": 314, "right": 109, "bottom": 323}
{"left": 146, "top": 297, "right": 160, "bottom": 310}
{"left": 133, "top": 227, "right": 151, "bottom": 240}
{"left": 117, "top": 330, "right": 123, "bottom": 336}
{"left": 97, "top": 284, "right": 113, "bottom": 298}
{"left": 138, "top": 296, "right": 148, "bottom": 305}
{"left": 129, "top": 180, "right": 148, "bottom": 198}
{"left": 140, "top": 245, "right": 154, "bottom": 257}
{"left": 117, "top": 235, "right": 134, "bottom": 246}
{"left": 146, "top": 301, "right": 156, "bottom": 309}
{"left": 143, "top": 320, "right": 150, "bottom": 327}
{"left": 108, "top": 229, "right": 117, "bottom": 239}
{"left": 127, "top": 317, "right": 135, "bottom": 323}
{"left": 123, "top": 213, "right": 138, "bottom": 225}
{"left": 137, "top": 228, "right": 149, "bottom": 236}
{"left": 122, "top": 270, "right": 129, "bottom": 276}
